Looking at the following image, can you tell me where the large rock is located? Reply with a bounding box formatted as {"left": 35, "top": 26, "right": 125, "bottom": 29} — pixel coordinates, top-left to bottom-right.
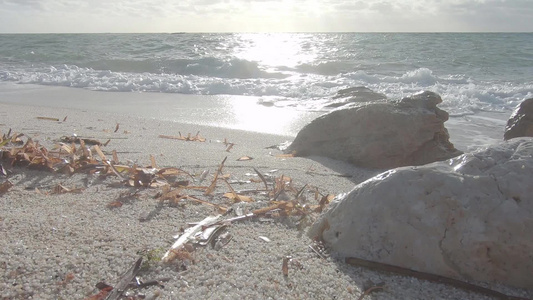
{"left": 504, "top": 98, "right": 533, "bottom": 140}
{"left": 286, "top": 91, "right": 461, "bottom": 169}
{"left": 309, "top": 138, "right": 533, "bottom": 289}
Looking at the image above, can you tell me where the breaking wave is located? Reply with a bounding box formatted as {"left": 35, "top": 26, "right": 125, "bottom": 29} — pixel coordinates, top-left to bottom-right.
{"left": 0, "top": 32, "right": 532, "bottom": 116}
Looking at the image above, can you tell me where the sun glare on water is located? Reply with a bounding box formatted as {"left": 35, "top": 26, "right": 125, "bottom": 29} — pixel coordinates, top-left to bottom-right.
{"left": 222, "top": 96, "right": 314, "bottom": 136}
{"left": 223, "top": 34, "right": 319, "bottom": 133}
{"left": 234, "top": 33, "right": 316, "bottom": 69}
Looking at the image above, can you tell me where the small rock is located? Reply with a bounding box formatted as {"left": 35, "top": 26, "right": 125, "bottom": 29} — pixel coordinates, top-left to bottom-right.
{"left": 504, "top": 98, "right": 533, "bottom": 140}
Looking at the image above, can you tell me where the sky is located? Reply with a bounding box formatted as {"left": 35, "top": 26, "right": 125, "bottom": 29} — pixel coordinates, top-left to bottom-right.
{"left": 0, "top": 0, "right": 532, "bottom": 33}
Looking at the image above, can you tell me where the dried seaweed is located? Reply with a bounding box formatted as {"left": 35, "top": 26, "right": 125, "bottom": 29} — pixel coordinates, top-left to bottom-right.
{"left": 36, "top": 116, "right": 59, "bottom": 121}
{"left": 158, "top": 131, "right": 206, "bottom": 142}
{"left": 2, "top": 128, "right": 342, "bottom": 295}
{"left": 205, "top": 157, "right": 227, "bottom": 196}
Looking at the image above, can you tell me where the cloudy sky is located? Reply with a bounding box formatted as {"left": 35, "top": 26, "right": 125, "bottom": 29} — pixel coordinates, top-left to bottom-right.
{"left": 0, "top": 0, "right": 531, "bottom": 33}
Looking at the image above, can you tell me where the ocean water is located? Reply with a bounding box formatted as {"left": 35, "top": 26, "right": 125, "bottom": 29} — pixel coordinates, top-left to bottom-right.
{"left": 0, "top": 33, "right": 532, "bottom": 115}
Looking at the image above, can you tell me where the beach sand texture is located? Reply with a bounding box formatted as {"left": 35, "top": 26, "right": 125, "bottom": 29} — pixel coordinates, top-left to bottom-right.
{"left": 1, "top": 85, "right": 531, "bottom": 299}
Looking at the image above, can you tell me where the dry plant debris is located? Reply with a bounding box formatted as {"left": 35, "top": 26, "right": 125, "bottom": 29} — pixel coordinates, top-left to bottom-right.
{"left": 50, "top": 183, "right": 84, "bottom": 194}
{"left": 36, "top": 116, "right": 60, "bottom": 121}
{"left": 158, "top": 159, "right": 336, "bottom": 265}
{"left": 158, "top": 131, "right": 206, "bottom": 142}
{"left": 223, "top": 138, "right": 235, "bottom": 152}
{"left": 1, "top": 128, "right": 342, "bottom": 297}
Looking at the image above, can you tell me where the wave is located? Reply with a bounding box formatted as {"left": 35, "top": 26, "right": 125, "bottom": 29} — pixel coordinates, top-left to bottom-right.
{"left": 80, "top": 57, "right": 288, "bottom": 79}
{"left": 294, "top": 61, "right": 349, "bottom": 76}
{"left": 1, "top": 65, "right": 531, "bottom": 116}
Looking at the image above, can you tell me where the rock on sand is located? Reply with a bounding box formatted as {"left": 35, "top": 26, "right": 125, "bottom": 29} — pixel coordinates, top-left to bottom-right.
{"left": 309, "top": 138, "right": 533, "bottom": 289}
{"left": 505, "top": 98, "right": 533, "bottom": 140}
{"left": 286, "top": 91, "right": 462, "bottom": 169}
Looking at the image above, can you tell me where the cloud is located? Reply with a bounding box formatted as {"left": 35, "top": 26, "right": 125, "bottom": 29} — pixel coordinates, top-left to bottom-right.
{"left": 0, "top": 0, "right": 44, "bottom": 11}
{"left": 0, "top": 0, "right": 531, "bottom": 32}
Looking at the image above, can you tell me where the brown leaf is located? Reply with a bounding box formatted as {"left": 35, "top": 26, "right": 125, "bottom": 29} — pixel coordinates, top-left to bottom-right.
{"left": 114, "top": 123, "right": 120, "bottom": 133}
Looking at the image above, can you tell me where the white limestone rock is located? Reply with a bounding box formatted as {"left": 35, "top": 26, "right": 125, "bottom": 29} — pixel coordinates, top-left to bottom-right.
{"left": 309, "top": 138, "right": 533, "bottom": 289}
{"left": 286, "top": 91, "right": 461, "bottom": 169}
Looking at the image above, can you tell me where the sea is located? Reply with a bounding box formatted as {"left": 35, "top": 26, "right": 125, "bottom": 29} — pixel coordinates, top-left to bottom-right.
{"left": 0, "top": 33, "right": 532, "bottom": 116}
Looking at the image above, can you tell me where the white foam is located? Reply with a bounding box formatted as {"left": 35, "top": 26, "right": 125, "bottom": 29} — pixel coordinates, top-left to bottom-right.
{"left": 1, "top": 62, "right": 531, "bottom": 117}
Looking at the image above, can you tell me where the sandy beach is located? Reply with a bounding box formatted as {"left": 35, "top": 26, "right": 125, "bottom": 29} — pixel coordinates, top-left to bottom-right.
{"left": 1, "top": 84, "right": 531, "bottom": 300}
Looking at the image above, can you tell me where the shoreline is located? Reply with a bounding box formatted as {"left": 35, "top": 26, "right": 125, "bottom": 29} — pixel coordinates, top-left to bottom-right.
{"left": 1, "top": 84, "right": 530, "bottom": 299}
{"left": 0, "top": 83, "right": 322, "bottom": 137}
{"left": 0, "top": 82, "right": 513, "bottom": 153}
